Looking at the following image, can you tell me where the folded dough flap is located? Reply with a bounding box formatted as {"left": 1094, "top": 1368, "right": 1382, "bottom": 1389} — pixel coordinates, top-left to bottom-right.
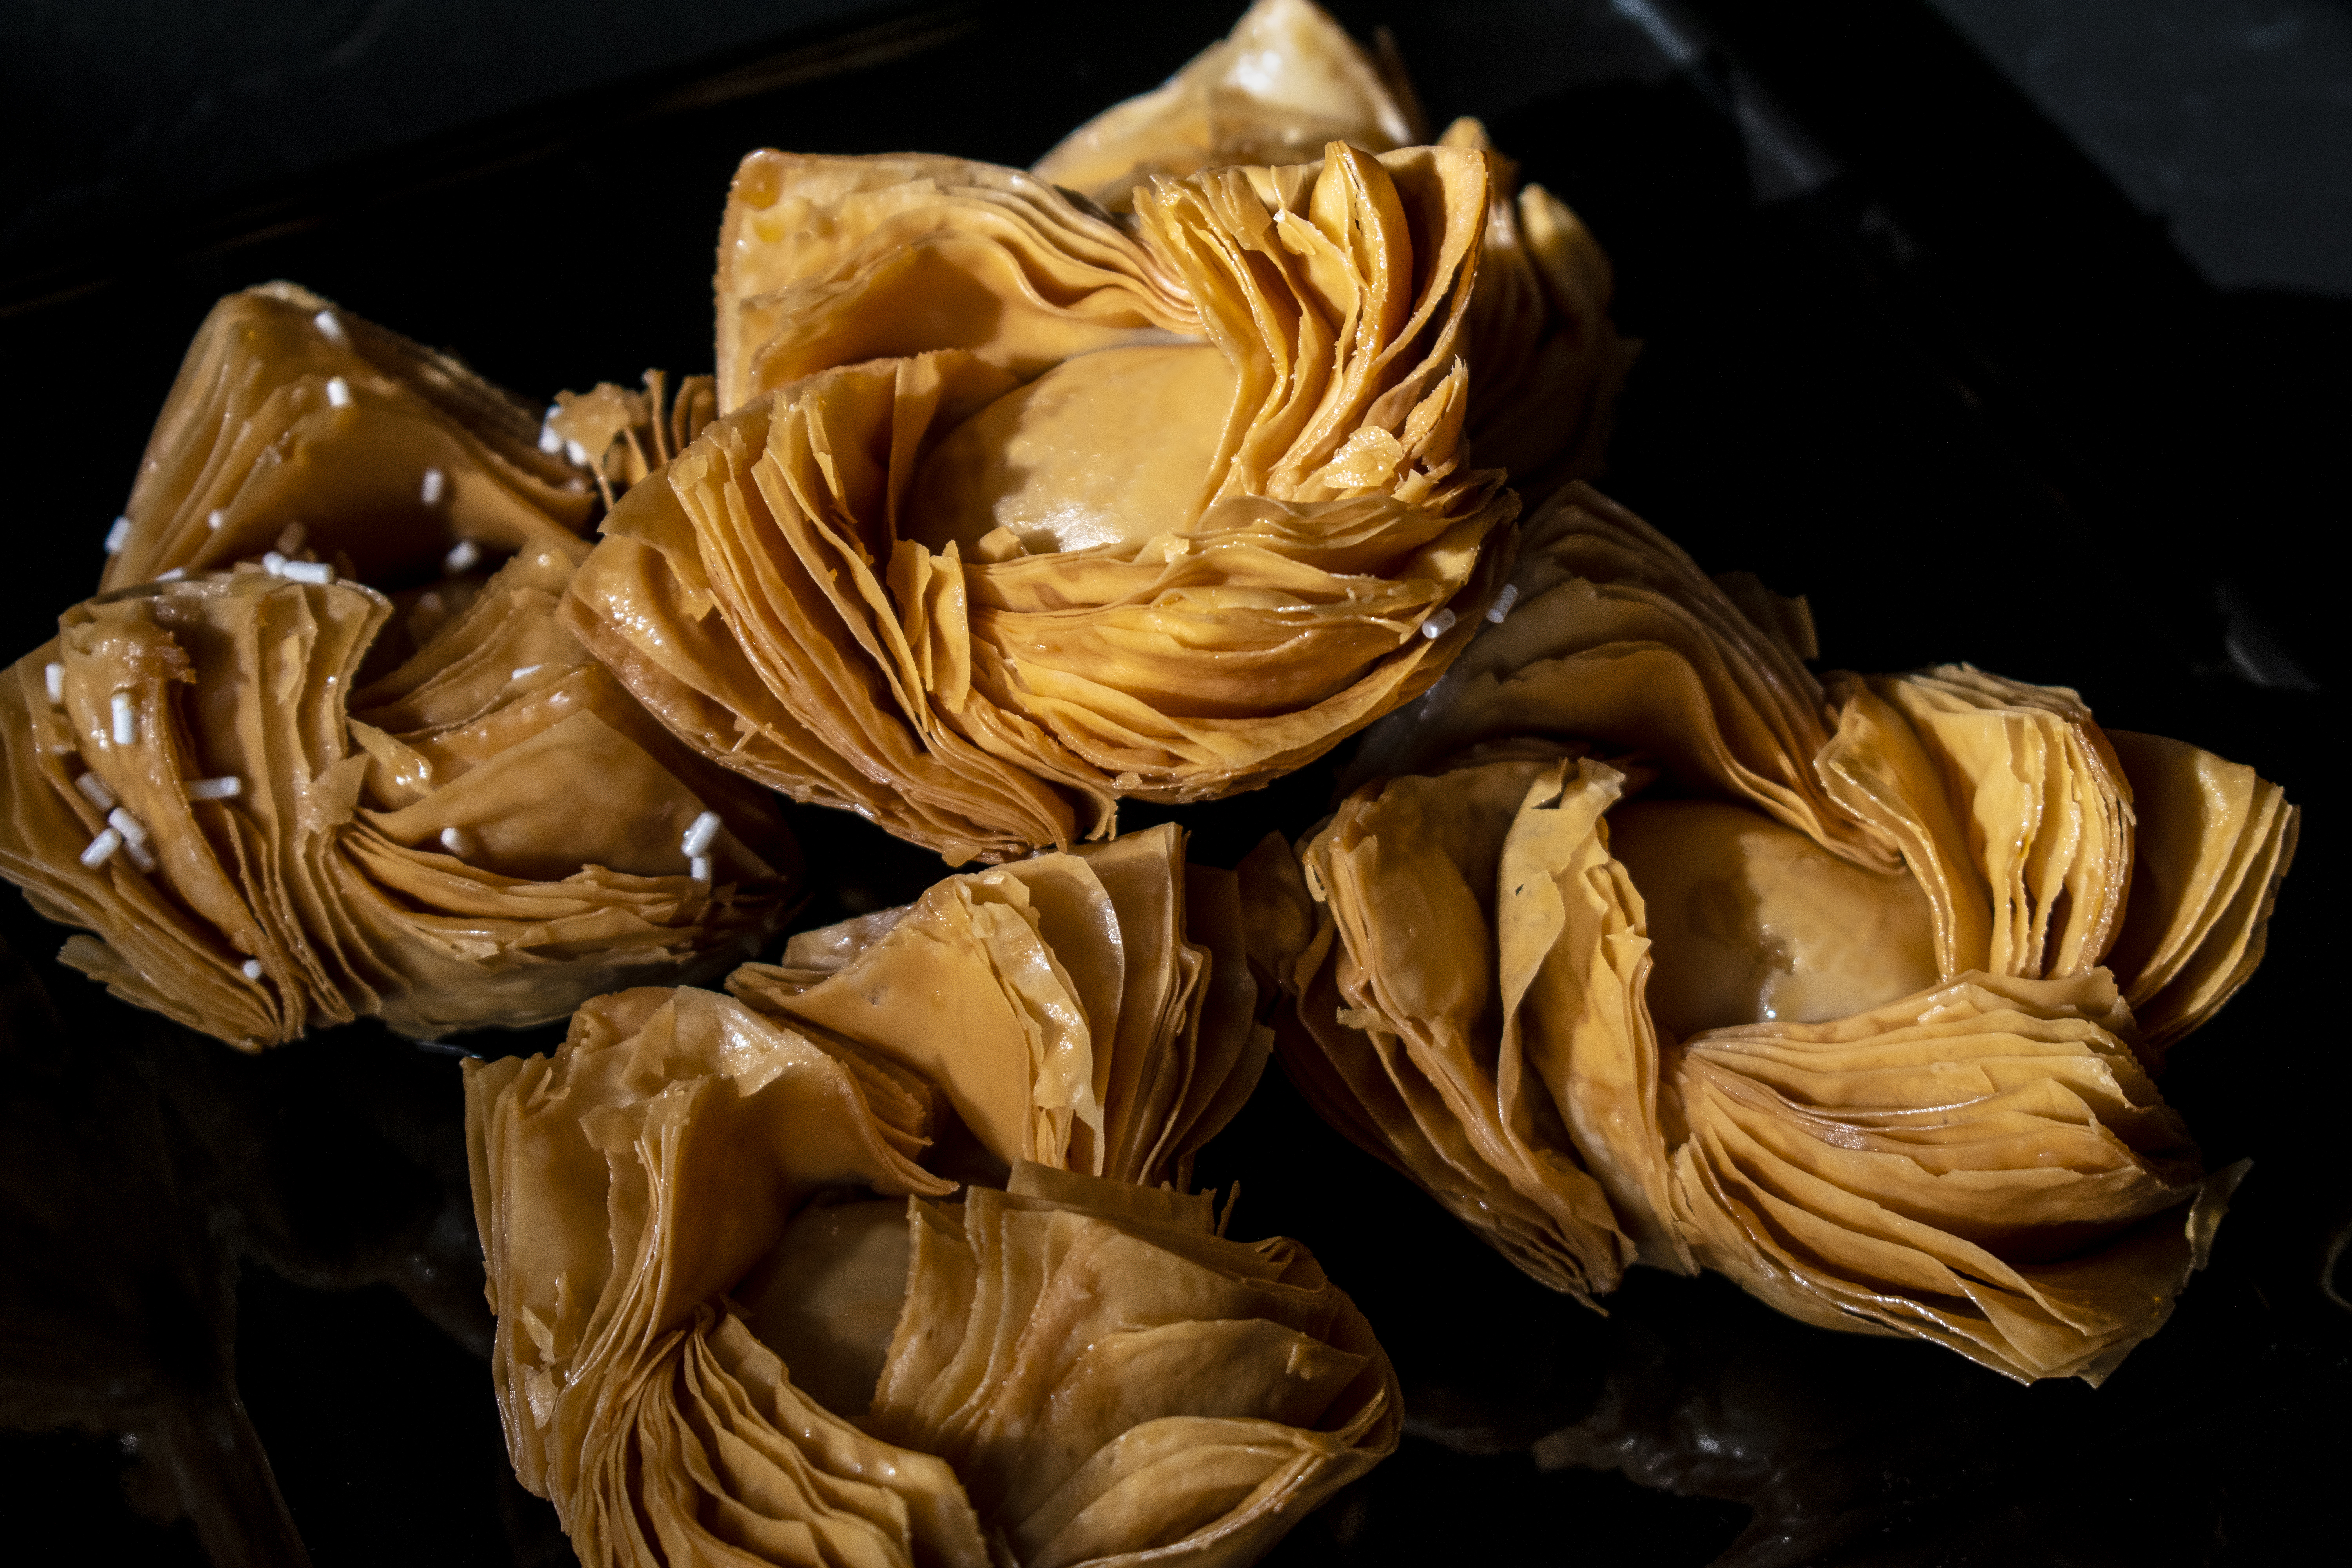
{"left": 463, "top": 986, "right": 962, "bottom": 1536}
{"left": 1667, "top": 969, "right": 2216, "bottom": 1383}
{"left": 575, "top": 1299, "right": 990, "bottom": 1568}
{"left": 1871, "top": 666, "right": 2133, "bottom": 982}
{"left": 1293, "top": 754, "right": 1645, "bottom": 1298}
{"left": 474, "top": 987, "right": 953, "bottom": 1378}
{"left": 865, "top": 1162, "right": 1397, "bottom": 1565}
{"left": 1031, "top": 0, "right": 1417, "bottom": 211}
{"left": 466, "top": 984, "right": 1396, "bottom": 1565}
{"left": 1346, "top": 485, "right": 1882, "bottom": 871}
{"left": 107, "top": 283, "right": 588, "bottom": 592}
{"left": 2101, "top": 728, "right": 2298, "bottom": 1059}
{"left": 733, "top": 825, "right": 1258, "bottom": 1191}
{"left": 363, "top": 707, "right": 770, "bottom": 883}
{"left": 729, "top": 857, "right": 1098, "bottom": 1174}
{"left": 718, "top": 149, "right": 1198, "bottom": 410}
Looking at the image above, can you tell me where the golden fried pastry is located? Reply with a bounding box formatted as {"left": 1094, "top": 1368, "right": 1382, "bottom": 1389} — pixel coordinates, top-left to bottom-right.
{"left": 1031, "top": 0, "right": 1420, "bottom": 207}
{"left": 100, "top": 283, "right": 594, "bottom": 592}
{"left": 543, "top": 369, "right": 719, "bottom": 511}
{"left": 465, "top": 979, "right": 1395, "bottom": 1568}
{"left": 0, "top": 543, "right": 796, "bottom": 1047}
{"left": 2098, "top": 727, "right": 2298, "bottom": 1068}
{"left": 726, "top": 821, "right": 1268, "bottom": 1191}
{"left": 1036, "top": 0, "right": 1636, "bottom": 494}
{"left": 1261, "top": 483, "right": 2293, "bottom": 1380}
{"left": 868, "top": 1167, "right": 1394, "bottom": 1568}
{"left": 1346, "top": 484, "right": 1882, "bottom": 868}
{"left": 568, "top": 135, "right": 1519, "bottom": 861}
{"left": 1670, "top": 967, "right": 2220, "bottom": 1384}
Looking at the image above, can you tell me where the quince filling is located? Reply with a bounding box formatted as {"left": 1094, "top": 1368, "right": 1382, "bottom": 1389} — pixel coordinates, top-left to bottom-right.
{"left": 906, "top": 343, "right": 1240, "bottom": 557}
{"left": 1605, "top": 798, "right": 1940, "bottom": 1039}
{"left": 734, "top": 1196, "right": 914, "bottom": 1421}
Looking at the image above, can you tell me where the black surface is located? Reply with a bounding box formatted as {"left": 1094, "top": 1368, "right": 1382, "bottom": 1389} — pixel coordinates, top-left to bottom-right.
{"left": 1, "top": 3, "right": 2345, "bottom": 1564}
{"left": 0, "top": 0, "right": 902, "bottom": 278}
{"left": 1925, "top": 0, "right": 2352, "bottom": 295}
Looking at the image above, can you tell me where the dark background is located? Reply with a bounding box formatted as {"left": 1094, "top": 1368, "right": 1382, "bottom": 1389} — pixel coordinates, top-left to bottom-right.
{"left": 1, "top": 2, "right": 2345, "bottom": 1564}
{"left": 7, "top": 0, "right": 2349, "bottom": 296}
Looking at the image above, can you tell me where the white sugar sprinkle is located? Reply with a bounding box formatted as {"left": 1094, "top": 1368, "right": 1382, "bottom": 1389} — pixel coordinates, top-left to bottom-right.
{"left": 1419, "top": 608, "right": 1457, "bottom": 640}
{"left": 263, "top": 551, "right": 288, "bottom": 576}
{"left": 157, "top": 568, "right": 186, "bottom": 582}
{"left": 242, "top": 958, "right": 265, "bottom": 980}
{"left": 1486, "top": 584, "right": 1519, "bottom": 624}
{"left": 564, "top": 438, "right": 592, "bottom": 468}
{"left": 326, "top": 376, "right": 352, "bottom": 408}
{"left": 105, "top": 516, "right": 133, "bottom": 554}
{"left": 281, "top": 560, "right": 333, "bottom": 585}
{"left": 313, "top": 309, "right": 346, "bottom": 345}
{"left": 680, "top": 809, "right": 722, "bottom": 858}
{"left": 537, "top": 426, "right": 563, "bottom": 455}
{"left": 110, "top": 691, "right": 138, "bottom": 747}
{"left": 74, "top": 772, "right": 118, "bottom": 812}
{"left": 107, "top": 807, "right": 149, "bottom": 848}
{"left": 207, "top": 508, "right": 227, "bottom": 531}
{"left": 690, "top": 854, "right": 713, "bottom": 884}
{"left": 185, "top": 775, "right": 243, "bottom": 801}
{"left": 443, "top": 539, "right": 480, "bottom": 573}
{"left": 124, "top": 838, "right": 158, "bottom": 873}
{"left": 80, "top": 827, "right": 123, "bottom": 869}
{"left": 440, "top": 826, "right": 475, "bottom": 858}
{"left": 510, "top": 664, "right": 544, "bottom": 681}
{"left": 44, "top": 662, "right": 63, "bottom": 705}
{"left": 420, "top": 467, "right": 446, "bottom": 505}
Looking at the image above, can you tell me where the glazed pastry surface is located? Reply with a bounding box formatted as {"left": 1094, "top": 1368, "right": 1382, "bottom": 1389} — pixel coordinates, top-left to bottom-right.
{"left": 1266, "top": 483, "right": 2293, "bottom": 1381}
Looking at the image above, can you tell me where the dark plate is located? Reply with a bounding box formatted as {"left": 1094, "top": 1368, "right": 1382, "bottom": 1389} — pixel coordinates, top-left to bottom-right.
{"left": 2, "top": 3, "right": 2344, "bottom": 1564}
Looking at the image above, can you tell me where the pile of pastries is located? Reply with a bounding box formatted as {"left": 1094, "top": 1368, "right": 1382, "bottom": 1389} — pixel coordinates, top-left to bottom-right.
{"left": 2, "top": 4, "right": 2296, "bottom": 1563}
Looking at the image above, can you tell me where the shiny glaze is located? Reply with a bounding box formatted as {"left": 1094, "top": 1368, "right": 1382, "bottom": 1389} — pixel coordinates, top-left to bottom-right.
{"left": 1602, "top": 798, "right": 1939, "bottom": 1038}
{"left": 907, "top": 344, "right": 1236, "bottom": 555}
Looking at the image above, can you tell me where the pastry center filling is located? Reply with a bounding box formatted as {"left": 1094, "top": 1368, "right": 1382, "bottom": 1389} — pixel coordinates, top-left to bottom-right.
{"left": 1606, "top": 798, "right": 1940, "bottom": 1039}
{"left": 906, "top": 343, "right": 1238, "bottom": 555}
{"left": 736, "top": 1197, "right": 912, "bottom": 1417}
